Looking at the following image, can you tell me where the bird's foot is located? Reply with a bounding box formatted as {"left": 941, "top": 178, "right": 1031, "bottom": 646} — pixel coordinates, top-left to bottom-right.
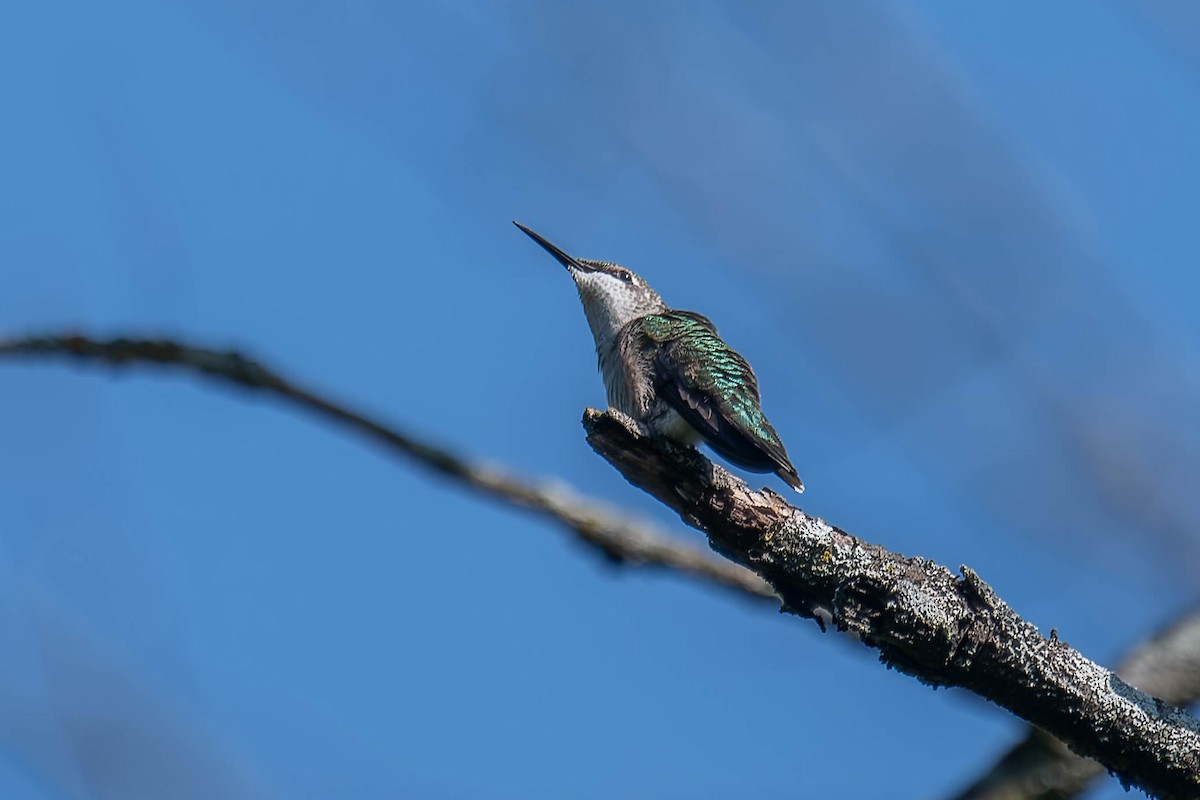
{"left": 606, "top": 408, "right": 655, "bottom": 440}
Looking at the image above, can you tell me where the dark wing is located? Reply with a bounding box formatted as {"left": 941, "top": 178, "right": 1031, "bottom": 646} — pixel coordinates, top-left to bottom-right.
{"left": 641, "top": 311, "right": 800, "bottom": 485}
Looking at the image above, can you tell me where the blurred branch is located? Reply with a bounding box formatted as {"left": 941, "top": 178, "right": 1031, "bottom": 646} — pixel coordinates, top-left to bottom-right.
{"left": 583, "top": 409, "right": 1200, "bottom": 800}
{"left": 950, "top": 605, "right": 1200, "bottom": 800}
{"left": 0, "top": 333, "right": 775, "bottom": 604}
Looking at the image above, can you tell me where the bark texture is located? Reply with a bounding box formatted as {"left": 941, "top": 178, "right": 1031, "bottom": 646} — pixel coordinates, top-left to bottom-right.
{"left": 952, "top": 606, "right": 1200, "bottom": 800}
{"left": 583, "top": 409, "right": 1200, "bottom": 800}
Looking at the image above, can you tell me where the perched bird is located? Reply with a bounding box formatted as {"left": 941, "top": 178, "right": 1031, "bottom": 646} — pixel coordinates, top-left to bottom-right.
{"left": 515, "top": 221, "right": 804, "bottom": 493}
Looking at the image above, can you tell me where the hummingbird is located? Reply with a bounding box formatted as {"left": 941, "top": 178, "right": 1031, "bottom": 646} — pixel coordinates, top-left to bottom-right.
{"left": 515, "top": 221, "right": 804, "bottom": 493}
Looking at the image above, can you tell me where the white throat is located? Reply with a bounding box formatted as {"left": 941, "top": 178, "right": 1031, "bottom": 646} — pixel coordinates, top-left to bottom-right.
{"left": 572, "top": 271, "right": 665, "bottom": 350}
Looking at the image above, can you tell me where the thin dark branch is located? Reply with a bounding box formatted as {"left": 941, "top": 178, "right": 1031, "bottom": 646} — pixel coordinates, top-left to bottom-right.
{"left": 582, "top": 409, "right": 1200, "bottom": 800}
{"left": 0, "top": 333, "right": 775, "bottom": 604}
{"left": 950, "top": 605, "right": 1200, "bottom": 800}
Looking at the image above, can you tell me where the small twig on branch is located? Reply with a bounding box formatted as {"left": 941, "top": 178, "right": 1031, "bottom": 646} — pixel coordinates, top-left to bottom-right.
{"left": 582, "top": 409, "right": 1200, "bottom": 800}
{"left": 950, "top": 605, "right": 1200, "bottom": 800}
{"left": 0, "top": 333, "right": 775, "bottom": 604}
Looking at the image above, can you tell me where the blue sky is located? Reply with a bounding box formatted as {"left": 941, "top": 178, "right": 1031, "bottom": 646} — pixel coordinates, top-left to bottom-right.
{"left": 2, "top": 1, "right": 1198, "bottom": 797}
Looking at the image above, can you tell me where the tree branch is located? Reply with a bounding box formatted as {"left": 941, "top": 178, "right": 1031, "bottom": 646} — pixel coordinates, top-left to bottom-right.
{"left": 0, "top": 333, "right": 775, "bottom": 604}
{"left": 583, "top": 409, "right": 1200, "bottom": 800}
{"left": 950, "top": 605, "right": 1200, "bottom": 800}
{"left": 8, "top": 332, "right": 1200, "bottom": 796}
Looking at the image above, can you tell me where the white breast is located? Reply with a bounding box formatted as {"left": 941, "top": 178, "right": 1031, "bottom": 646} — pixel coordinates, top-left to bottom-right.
{"left": 596, "top": 336, "right": 702, "bottom": 445}
{"left": 597, "top": 345, "right": 638, "bottom": 417}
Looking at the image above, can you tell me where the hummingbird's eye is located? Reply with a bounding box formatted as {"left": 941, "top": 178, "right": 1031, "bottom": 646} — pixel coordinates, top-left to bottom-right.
{"left": 618, "top": 270, "right": 634, "bottom": 283}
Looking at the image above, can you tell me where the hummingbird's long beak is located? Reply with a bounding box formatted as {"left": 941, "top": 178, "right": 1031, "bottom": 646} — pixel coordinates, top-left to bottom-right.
{"left": 513, "top": 221, "right": 596, "bottom": 273}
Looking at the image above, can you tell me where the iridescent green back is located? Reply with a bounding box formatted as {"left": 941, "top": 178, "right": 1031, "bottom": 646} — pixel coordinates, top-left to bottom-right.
{"left": 638, "top": 311, "right": 794, "bottom": 474}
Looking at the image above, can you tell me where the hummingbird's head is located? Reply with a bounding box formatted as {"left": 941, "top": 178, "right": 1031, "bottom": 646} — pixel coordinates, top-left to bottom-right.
{"left": 515, "top": 222, "right": 667, "bottom": 346}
